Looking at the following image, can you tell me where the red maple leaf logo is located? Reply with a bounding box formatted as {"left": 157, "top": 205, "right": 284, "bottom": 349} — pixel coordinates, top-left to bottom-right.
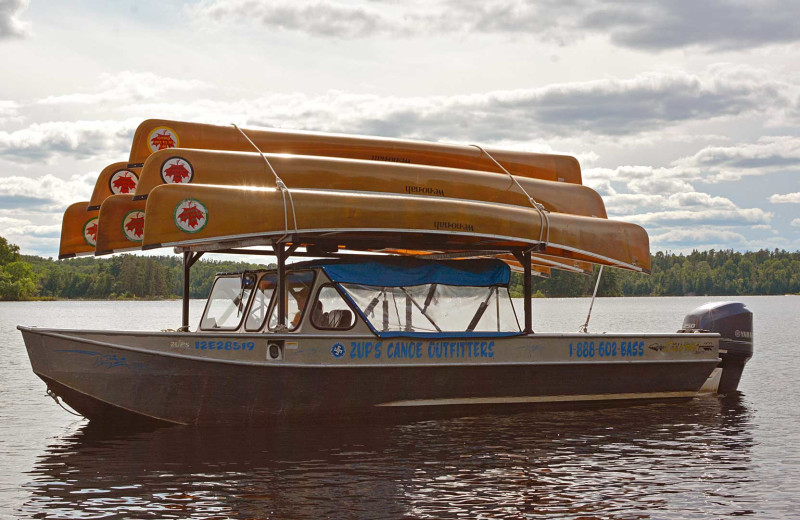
{"left": 164, "top": 162, "right": 190, "bottom": 182}
{"left": 178, "top": 204, "right": 205, "bottom": 229}
{"left": 112, "top": 173, "right": 137, "bottom": 193}
{"left": 86, "top": 222, "right": 98, "bottom": 241}
{"left": 125, "top": 214, "right": 144, "bottom": 238}
{"left": 150, "top": 131, "right": 175, "bottom": 150}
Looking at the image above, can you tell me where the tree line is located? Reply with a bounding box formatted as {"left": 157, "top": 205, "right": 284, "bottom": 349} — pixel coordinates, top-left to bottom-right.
{"left": 1, "top": 235, "right": 799, "bottom": 301}
{"left": 0, "top": 235, "right": 268, "bottom": 301}
{"left": 508, "top": 249, "right": 800, "bottom": 297}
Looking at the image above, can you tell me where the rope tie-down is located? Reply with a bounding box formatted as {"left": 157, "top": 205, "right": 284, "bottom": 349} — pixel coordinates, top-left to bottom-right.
{"left": 232, "top": 124, "right": 298, "bottom": 243}
{"left": 470, "top": 145, "right": 551, "bottom": 249}
{"left": 46, "top": 388, "right": 83, "bottom": 417}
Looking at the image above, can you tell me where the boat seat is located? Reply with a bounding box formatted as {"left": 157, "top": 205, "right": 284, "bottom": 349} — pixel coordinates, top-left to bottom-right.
{"left": 324, "top": 309, "right": 353, "bottom": 329}
{"left": 311, "top": 301, "right": 324, "bottom": 324}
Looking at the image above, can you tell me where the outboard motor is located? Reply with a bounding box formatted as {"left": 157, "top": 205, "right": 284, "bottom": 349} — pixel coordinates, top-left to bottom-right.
{"left": 679, "top": 302, "right": 753, "bottom": 393}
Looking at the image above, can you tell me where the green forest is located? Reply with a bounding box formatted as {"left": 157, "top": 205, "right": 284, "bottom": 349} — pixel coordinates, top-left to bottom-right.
{"left": 1, "top": 235, "right": 799, "bottom": 301}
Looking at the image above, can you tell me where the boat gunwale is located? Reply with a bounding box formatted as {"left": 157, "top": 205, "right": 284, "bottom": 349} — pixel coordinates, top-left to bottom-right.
{"left": 17, "top": 325, "right": 720, "bottom": 369}
{"left": 17, "top": 325, "right": 721, "bottom": 340}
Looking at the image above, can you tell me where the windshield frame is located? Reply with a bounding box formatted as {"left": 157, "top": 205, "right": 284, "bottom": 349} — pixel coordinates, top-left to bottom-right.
{"left": 244, "top": 272, "right": 278, "bottom": 332}
{"left": 199, "top": 272, "right": 257, "bottom": 331}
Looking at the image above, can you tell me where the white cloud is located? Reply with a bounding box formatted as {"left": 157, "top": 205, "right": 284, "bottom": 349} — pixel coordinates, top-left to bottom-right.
{"left": 651, "top": 227, "right": 747, "bottom": 245}
{"left": 0, "top": 212, "right": 64, "bottom": 258}
{"left": 0, "top": 99, "right": 19, "bottom": 117}
{"left": 0, "top": 100, "right": 22, "bottom": 127}
{"left": 770, "top": 192, "right": 800, "bottom": 204}
{"left": 0, "top": 216, "right": 60, "bottom": 237}
{"left": 628, "top": 177, "right": 695, "bottom": 196}
{"left": 2, "top": 66, "right": 784, "bottom": 166}
{"left": 127, "top": 67, "right": 791, "bottom": 141}
{"left": 792, "top": 218, "right": 800, "bottom": 228}
{"left": 587, "top": 135, "right": 800, "bottom": 196}
{"left": 629, "top": 207, "right": 772, "bottom": 226}
{"left": 38, "top": 71, "right": 207, "bottom": 106}
{"left": 602, "top": 193, "right": 663, "bottom": 214}
{"left": 0, "top": 65, "right": 788, "bottom": 168}
{"left": 0, "top": 172, "right": 96, "bottom": 209}
{"left": 188, "top": 0, "right": 800, "bottom": 51}
{"left": 600, "top": 189, "right": 773, "bottom": 227}
{"left": 0, "top": 0, "right": 29, "bottom": 40}
{"left": 675, "top": 136, "right": 800, "bottom": 182}
{"left": 663, "top": 192, "right": 738, "bottom": 210}
{"left": 0, "top": 119, "right": 137, "bottom": 163}
{"left": 190, "top": 0, "right": 396, "bottom": 39}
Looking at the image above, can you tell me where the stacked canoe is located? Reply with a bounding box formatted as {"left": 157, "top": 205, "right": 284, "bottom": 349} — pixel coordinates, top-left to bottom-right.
{"left": 59, "top": 119, "right": 651, "bottom": 275}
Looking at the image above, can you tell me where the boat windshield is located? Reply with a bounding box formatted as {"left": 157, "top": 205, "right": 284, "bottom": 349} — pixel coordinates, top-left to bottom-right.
{"left": 339, "top": 282, "right": 520, "bottom": 334}
{"left": 200, "top": 273, "right": 256, "bottom": 330}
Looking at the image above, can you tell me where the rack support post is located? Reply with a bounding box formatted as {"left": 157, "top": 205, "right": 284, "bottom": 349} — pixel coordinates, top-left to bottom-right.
{"left": 523, "top": 250, "right": 533, "bottom": 333}
{"left": 274, "top": 242, "right": 287, "bottom": 328}
{"left": 182, "top": 252, "right": 191, "bottom": 331}
{"left": 181, "top": 251, "right": 203, "bottom": 332}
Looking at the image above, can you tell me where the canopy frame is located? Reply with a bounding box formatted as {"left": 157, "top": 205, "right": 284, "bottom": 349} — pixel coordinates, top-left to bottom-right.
{"left": 177, "top": 243, "right": 538, "bottom": 334}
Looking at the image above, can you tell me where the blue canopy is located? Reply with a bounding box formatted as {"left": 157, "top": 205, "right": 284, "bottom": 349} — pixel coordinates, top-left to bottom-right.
{"left": 304, "top": 257, "right": 510, "bottom": 287}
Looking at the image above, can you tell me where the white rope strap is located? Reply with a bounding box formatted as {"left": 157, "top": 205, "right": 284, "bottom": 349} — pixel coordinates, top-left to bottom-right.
{"left": 470, "top": 145, "right": 550, "bottom": 248}
{"left": 232, "top": 124, "right": 298, "bottom": 242}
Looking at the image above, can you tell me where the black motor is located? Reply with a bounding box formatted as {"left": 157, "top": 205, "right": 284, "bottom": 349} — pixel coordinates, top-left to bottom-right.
{"left": 679, "top": 301, "right": 753, "bottom": 394}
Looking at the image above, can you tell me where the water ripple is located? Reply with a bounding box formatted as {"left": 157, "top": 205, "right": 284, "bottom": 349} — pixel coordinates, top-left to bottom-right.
{"left": 4, "top": 297, "right": 800, "bottom": 518}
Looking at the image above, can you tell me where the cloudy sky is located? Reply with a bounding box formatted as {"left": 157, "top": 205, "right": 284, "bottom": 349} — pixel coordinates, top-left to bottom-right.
{"left": 1, "top": 0, "right": 799, "bottom": 257}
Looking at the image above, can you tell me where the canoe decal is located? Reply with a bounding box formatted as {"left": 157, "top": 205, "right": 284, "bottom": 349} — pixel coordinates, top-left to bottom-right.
{"left": 148, "top": 126, "right": 179, "bottom": 152}
{"left": 174, "top": 198, "right": 208, "bottom": 233}
{"left": 122, "top": 209, "right": 146, "bottom": 242}
{"left": 160, "top": 156, "right": 194, "bottom": 184}
{"left": 82, "top": 217, "right": 98, "bottom": 246}
{"left": 109, "top": 169, "right": 139, "bottom": 195}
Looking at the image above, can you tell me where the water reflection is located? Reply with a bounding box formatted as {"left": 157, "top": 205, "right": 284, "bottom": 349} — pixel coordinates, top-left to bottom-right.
{"left": 23, "top": 396, "right": 755, "bottom": 519}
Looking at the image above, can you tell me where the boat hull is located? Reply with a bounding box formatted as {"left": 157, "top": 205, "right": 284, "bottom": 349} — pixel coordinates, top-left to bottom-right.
{"left": 20, "top": 327, "right": 720, "bottom": 425}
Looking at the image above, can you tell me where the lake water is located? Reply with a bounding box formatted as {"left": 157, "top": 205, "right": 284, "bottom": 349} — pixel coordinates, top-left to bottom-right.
{"left": 1, "top": 296, "right": 799, "bottom": 519}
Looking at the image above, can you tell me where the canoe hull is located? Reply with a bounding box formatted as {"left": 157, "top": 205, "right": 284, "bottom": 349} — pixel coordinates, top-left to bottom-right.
{"left": 143, "top": 184, "right": 651, "bottom": 271}
{"left": 134, "top": 149, "right": 606, "bottom": 217}
{"left": 59, "top": 202, "right": 98, "bottom": 259}
{"left": 20, "top": 327, "right": 720, "bottom": 425}
{"left": 129, "top": 119, "right": 583, "bottom": 184}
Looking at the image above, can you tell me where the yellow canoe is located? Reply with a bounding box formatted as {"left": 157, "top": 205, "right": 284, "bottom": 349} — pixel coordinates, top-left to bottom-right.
{"left": 142, "top": 185, "right": 650, "bottom": 272}
{"left": 128, "top": 119, "right": 582, "bottom": 184}
{"left": 94, "top": 195, "right": 147, "bottom": 255}
{"left": 59, "top": 202, "right": 99, "bottom": 258}
{"left": 88, "top": 162, "right": 142, "bottom": 210}
{"left": 90, "top": 193, "right": 590, "bottom": 275}
{"left": 133, "top": 149, "right": 606, "bottom": 218}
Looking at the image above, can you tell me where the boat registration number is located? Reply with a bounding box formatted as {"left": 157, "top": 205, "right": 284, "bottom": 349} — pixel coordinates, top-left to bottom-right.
{"left": 195, "top": 340, "right": 256, "bottom": 351}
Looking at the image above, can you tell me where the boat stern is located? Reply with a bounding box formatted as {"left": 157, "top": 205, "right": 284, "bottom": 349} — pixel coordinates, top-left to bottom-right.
{"left": 679, "top": 302, "right": 753, "bottom": 394}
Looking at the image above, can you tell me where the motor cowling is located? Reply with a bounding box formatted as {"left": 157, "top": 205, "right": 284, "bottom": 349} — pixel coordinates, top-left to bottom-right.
{"left": 679, "top": 301, "right": 753, "bottom": 393}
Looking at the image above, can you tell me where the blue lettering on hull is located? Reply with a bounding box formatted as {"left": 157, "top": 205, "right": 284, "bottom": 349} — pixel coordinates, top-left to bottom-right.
{"left": 334, "top": 341, "right": 495, "bottom": 361}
